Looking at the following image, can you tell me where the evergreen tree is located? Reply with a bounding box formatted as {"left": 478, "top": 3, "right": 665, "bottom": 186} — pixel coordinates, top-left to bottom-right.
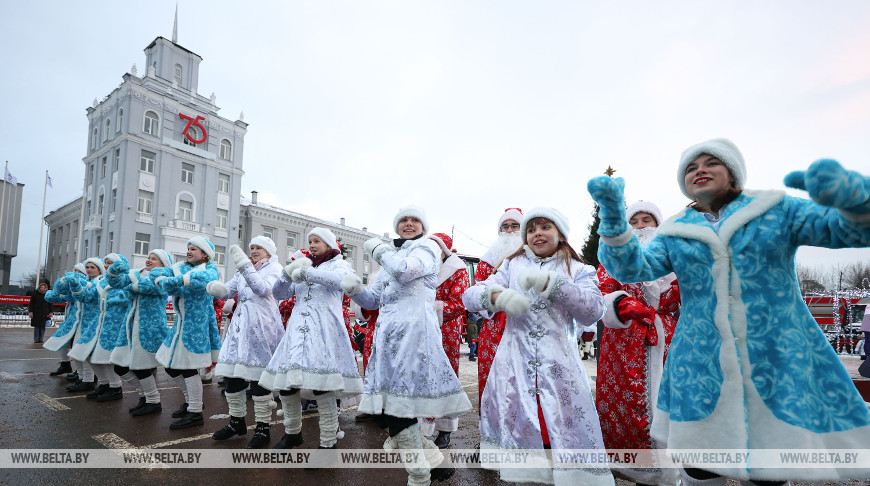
{"left": 580, "top": 204, "right": 601, "bottom": 268}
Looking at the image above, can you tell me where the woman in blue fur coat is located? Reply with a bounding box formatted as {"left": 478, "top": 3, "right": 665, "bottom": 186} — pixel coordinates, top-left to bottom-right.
{"left": 107, "top": 249, "right": 173, "bottom": 417}
{"left": 588, "top": 138, "right": 870, "bottom": 484}
{"left": 43, "top": 263, "right": 86, "bottom": 377}
{"left": 155, "top": 237, "right": 221, "bottom": 429}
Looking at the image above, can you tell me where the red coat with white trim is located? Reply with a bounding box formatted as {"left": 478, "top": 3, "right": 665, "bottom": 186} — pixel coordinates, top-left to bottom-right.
{"left": 434, "top": 254, "right": 470, "bottom": 375}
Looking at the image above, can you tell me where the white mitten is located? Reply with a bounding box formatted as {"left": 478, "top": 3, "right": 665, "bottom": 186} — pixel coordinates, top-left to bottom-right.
{"left": 517, "top": 267, "right": 550, "bottom": 292}
{"left": 494, "top": 289, "right": 531, "bottom": 317}
{"left": 206, "top": 280, "right": 229, "bottom": 298}
{"left": 229, "top": 245, "right": 251, "bottom": 270}
{"left": 222, "top": 299, "right": 235, "bottom": 314}
{"left": 290, "top": 267, "right": 308, "bottom": 283}
{"left": 283, "top": 257, "right": 312, "bottom": 280}
{"left": 341, "top": 274, "right": 364, "bottom": 297}
{"left": 363, "top": 237, "right": 384, "bottom": 256}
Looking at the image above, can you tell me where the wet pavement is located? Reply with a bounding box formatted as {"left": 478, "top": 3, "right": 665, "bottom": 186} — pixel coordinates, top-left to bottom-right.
{"left": 1, "top": 326, "right": 867, "bottom": 485}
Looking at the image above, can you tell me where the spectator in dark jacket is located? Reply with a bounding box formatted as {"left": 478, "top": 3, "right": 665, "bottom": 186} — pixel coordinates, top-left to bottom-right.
{"left": 29, "top": 281, "right": 53, "bottom": 343}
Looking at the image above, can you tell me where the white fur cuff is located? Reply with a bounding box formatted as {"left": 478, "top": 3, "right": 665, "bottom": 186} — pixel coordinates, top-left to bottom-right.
{"left": 435, "top": 301, "right": 444, "bottom": 325}
{"left": 538, "top": 271, "right": 563, "bottom": 300}
{"left": 481, "top": 284, "right": 505, "bottom": 313}
{"left": 182, "top": 273, "right": 191, "bottom": 287}
{"left": 495, "top": 289, "right": 531, "bottom": 317}
{"left": 600, "top": 228, "right": 634, "bottom": 247}
{"left": 372, "top": 244, "right": 391, "bottom": 265}
{"left": 206, "top": 280, "right": 229, "bottom": 298}
{"left": 341, "top": 274, "right": 364, "bottom": 297}
{"left": 283, "top": 257, "right": 312, "bottom": 280}
{"left": 290, "top": 266, "right": 309, "bottom": 283}
{"left": 602, "top": 291, "right": 631, "bottom": 329}
{"left": 154, "top": 276, "right": 167, "bottom": 287}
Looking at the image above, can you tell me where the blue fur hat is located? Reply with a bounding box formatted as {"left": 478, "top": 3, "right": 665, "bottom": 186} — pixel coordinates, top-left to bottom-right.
{"left": 148, "top": 249, "right": 173, "bottom": 268}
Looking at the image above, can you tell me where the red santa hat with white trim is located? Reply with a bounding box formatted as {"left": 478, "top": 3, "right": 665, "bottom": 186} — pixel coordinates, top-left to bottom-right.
{"left": 497, "top": 207, "right": 523, "bottom": 234}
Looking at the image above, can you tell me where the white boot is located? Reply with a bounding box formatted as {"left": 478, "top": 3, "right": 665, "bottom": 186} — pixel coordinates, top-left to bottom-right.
{"left": 391, "top": 426, "right": 430, "bottom": 486}
{"left": 140, "top": 375, "right": 161, "bottom": 404}
{"left": 317, "top": 398, "right": 339, "bottom": 448}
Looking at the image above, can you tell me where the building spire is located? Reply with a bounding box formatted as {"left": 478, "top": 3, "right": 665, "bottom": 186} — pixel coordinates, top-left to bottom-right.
{"left": 172, "top": 3, "right": 178, "bottom": 43}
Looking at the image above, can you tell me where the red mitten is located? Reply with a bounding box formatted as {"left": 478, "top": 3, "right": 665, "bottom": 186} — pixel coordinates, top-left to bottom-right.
{"left": 616, "top": 297, "right": 654, "bottom": 324}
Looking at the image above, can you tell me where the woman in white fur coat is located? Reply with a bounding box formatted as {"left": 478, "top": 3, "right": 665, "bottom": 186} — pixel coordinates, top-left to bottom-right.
{"left": 343, "top": 207, "right": 472, "bottom": 486}
{"left": 462, "top": 208, "right": 613, "bottom": 486}
{"left": 260, "top": 227, "right": 361, "bottom": 451}
{"left": 206, "top": 236, "right": 285, "bottom": 449}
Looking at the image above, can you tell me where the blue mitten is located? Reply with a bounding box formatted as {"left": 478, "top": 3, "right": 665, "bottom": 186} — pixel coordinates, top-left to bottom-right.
{"left": 159, "top": 275, "right": 182, "bottom": 293}
{"left": 108, "top": 259, "right": 130, "bottom": 277}
{"left": 587, "top": 176, "right": 628, "bottom": 236}
{"left": 785, "top": 159, "right": 870, "bottom": 222}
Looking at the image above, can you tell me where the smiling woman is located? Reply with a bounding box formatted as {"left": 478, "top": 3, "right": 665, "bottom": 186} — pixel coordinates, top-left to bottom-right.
{"left": 588, "top": 138, "right": 870, "bottom": 483}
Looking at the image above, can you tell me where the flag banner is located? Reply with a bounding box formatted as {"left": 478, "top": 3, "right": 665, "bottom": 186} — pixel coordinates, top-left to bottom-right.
{"left": 4, "top": 168, "right": 17, "bottom": 185}
{"left": 46, "top": 173, "right": 53, "bottom": 188}
{"left": 0, "top": 448, "right": 868, "bottom": 469}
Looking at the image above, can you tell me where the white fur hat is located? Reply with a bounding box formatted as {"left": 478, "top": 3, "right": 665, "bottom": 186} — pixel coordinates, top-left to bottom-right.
{"left": 73, "top": 262, "right": 87, "bottom": 274}
{"left": 307, "top": 227, "right": 338, "bottom": 250}
{"left": 148, "top": 249, "right": 173, "bottom": 268}
{"left": 678, "top": 138, "right": 746, "bottom": 200}
{"left": 83, "top": 257, "right": 105, "bottom": 275}
{"left": 497, "top": 208, "right": 524, "bottom": 235}
{"left": 626, "top": 200, "right": 663, "bottom": 226}
{"left": 393, "top": 205, "right": 429, "bottom": 235}
{"left": 249, "top": 235, "right": 277, "bottom": 257}
{"left": 521, "top": 207, "right": 570, "bottom": 238}
{"left": 104, "top": 253, "right": 124, "bottom": 265}
{"left": 187, "top": 236, "right": 215, "bottom": 260}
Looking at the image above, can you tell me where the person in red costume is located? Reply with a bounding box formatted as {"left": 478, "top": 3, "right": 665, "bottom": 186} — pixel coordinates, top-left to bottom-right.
{"left": 595, "top": 200, "right": 680, "bottom": 486}
{"left": 419, "top": 232, "right": 470, "bottom": 448}
{"left": 473, "top": 208, "right": 523, "bottom": 402}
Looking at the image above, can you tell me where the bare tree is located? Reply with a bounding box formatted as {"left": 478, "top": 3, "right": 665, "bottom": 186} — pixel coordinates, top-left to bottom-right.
{"left": 18, "top": 267, "right": 46, "bottom": 291}
{"left": 796, "top": 264, "right": 830, "bottom": 293}
{"left": 841, "top": 262, "right": 870, "bottom": 290}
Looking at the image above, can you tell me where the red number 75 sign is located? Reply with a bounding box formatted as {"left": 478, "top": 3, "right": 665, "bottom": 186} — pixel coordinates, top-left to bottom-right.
{"left": 179, "top": 113, "right": 207, "bottom": 144}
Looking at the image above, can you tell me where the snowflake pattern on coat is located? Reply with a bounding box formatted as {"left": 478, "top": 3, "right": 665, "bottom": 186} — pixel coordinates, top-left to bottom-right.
{"left": 43, "top": 278, "right": 82, "bottom": 352}
{"left": 106, "top": 266, "right": 171, "bottom": 369}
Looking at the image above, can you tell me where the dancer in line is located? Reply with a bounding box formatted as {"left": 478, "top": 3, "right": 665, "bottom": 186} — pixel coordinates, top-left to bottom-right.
{"left": 44, "top": 263, "right": 87, "bottom": 378}
{"left": 106, "top": 250, "right": 173, "bottom": 416}
{"left": 207, "top": 236, "right": 285, "bottom": 448}
{"left": 155, "top": 237, "right": 221, "bottom": 429}
{"left": 588, "top": 138, "right": 870, "bottom": 483}
{"left": 261, "top": 228, "right": 361, "bottom": 451}
{"left": 463, "top": 208, "right": 613, "bottom": 485}
{"left": 343, "top": 207, "right": 472, "bottom": 486}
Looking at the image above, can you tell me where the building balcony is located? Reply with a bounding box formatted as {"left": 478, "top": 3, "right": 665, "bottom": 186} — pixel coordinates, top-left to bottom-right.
{"left": 108, "top": 212, "right": 115, "bottom": 222}
{"left": 214, "top": 228, "right": 228, "bottom": 238}
{"left": 136, "top": 212, "right": 154, "bottom": 224}
{"left": 83, "top": 214, "right": 102, "bottom": 230}
{"left": 167, "top": 219, "right": 200, "bottom": 232}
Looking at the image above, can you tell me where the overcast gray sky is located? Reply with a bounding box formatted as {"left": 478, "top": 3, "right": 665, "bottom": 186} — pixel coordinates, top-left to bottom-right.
{"left": 1, "top": 1, "right": 869, "bottom": 285}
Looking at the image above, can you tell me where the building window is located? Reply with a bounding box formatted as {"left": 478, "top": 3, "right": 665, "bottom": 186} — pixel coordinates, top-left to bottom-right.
{"left": 112, "top": 148, "right": 120, "bottom": 173}
{"left": 262, "top": 227, "right": 274, "bottom": 240}
{"left": 178, "top": 200, "right": 193, "bottom": 221}
{"left": 182, "top": 125, "right": 201, "bottom": 146}
{"left": 111, "top": 189, "right": 117, "bottom": 212}
{"left": 104, "top": 119, "right": 111, "bottom": 141}
{"left": 86, "top": 200, "right": 92, "bottom": 216}
{"left": 83, "top": 240, "right": 88, "bottom": 258}
{"left": 137, "top": 190, "right": 153, "bottom": 215}
{"left": 363, "top": 253, "right": 369, "bottom": 262}
{"left": 134, "top": 233, "right": 150, "bottom": 255}
{"left": 97, "top": 190, "right": 105, "bottom": 215}
{"left": 217, "top": 173, "right": 230, "bottom": 193}
{"left": 92, "top": 128, "right": 98, "bottom": 150}
{"left": 96, "top": 235, "right": 101, "bottom": 256}
{"left": 88, "top": 164, "right": 94, "bottom": 184}
{"left": 214, "top": 245, "right": 226, "bottom": 266}
{"left": 116, "top": 108, "right": 123, "bottom": 133}
{"left": 286, "top": 232, "right": 297, "bottom": 252}
{"left": 174, "top": 64, "right": 183, "bottom": 86}
{"left": 143, "top": 111, "right": 159, "bottom": 136}
{"left": 216, "top": 209, "right": 228, "bottom": 230}
{"left": 181, "top": 163, "right": 194, "bottom": 184}
{"left": 345, "top": 245, "right": 355, "bottom": 263}
{"left": 220, "top": 139, "right": 232, "bottom": 160}
{"left": 108, "top": 232, "right": 113, "bottom": 253}
{"left": 140, "top": 150, "right": 155, "bottom": 173}
{"left": 101, "top": 157, "right": 107, "bottom": 178}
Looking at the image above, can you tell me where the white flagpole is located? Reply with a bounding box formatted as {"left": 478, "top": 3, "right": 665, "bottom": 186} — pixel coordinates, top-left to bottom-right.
{"left": 35, "top": 170, "right": 49, "bottom": 286}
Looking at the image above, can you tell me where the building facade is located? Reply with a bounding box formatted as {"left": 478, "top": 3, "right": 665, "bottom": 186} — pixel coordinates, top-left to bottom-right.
{"left": 0, "top": 178, "right": 24, "bottom": 292}
{"left": 75, "top": 36, "right": 245, "bottom": 278}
